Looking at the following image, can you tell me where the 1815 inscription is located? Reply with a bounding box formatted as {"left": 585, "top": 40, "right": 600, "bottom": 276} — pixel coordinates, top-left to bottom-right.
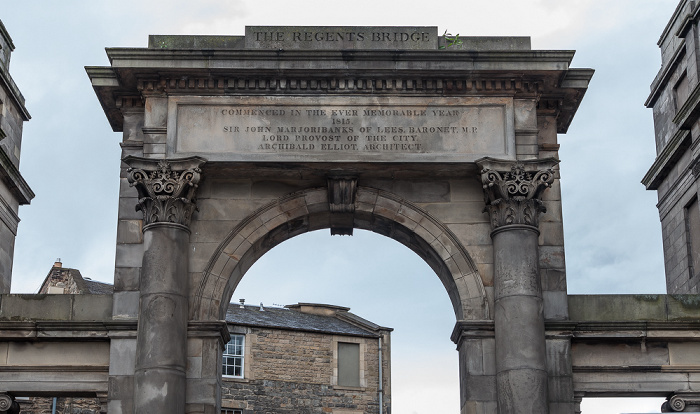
{"left": 172, "top": 98, "right": 511, "bottom": 162}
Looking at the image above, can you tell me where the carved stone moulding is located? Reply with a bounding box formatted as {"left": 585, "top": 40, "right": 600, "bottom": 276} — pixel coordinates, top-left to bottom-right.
{"left": 327, "top": 174, "right": 357, "bottom": 236}
{"left": 476, "top": 157, "right": 558, "bottom": 231}
{"left": 0, "top": 393, "right": 20, "bottom": 414}
{"left": 691, "top": 155, "right": 700, "bottom": 178}
{"left": 123, "top": 156, "right": 207, "bottom": 229}
{"left": 135, "top": 76, "right": 542, "bottom": 96}
{"left": 662, "top": 393, "right": 700, "bottom": 412}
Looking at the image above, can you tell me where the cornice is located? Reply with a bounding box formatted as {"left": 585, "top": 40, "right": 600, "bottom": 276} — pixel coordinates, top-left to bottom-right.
{"left": 0, "top": 320, "right": 135, "bottom": 339}
{"left": 0, "top": 20, "right": 15, "bottom": 51}
{"left": 0, "top": 146, "right": 33, "bottom": 205}
{"left": 642, "top": 128, "right": 691, "bottom": 190}
{"left": 658, "top": 0, "right": 692, "bottom": 46}
{"left": 450, "top": 320, "right": 495, "bottom": 345}
{"left": 105, "top": 48, "right": 577, "bottom": 68}
{"left": 646, "top": 40, "right": 687, "bottom": 108}
{"left": 656, "top": 168, "right": 695, "bottom": 220}
{"left": 0, "top": 67, "right": 29, "bottom": 121}
{"left": 676, "top": 0, "right": 700, "bottom": 38}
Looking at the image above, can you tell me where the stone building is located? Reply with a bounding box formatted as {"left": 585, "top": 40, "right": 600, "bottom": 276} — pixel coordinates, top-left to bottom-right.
{"left": 221, "top": 302, "right": 391, "bottom": 414}
{"left": 0, "top": 20, "right": 34, "bottom": 293}
{"left": 644, "top": 0, "right": 700, "bottom": 294}
{"left": 23, "top": 261, "right": 391, "bottom": 414}
{"left": 38, "top": 260, "right": 115, "bottom": 295}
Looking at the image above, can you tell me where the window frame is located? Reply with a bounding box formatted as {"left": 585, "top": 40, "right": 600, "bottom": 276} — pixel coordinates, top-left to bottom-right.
{"left": 222, "top": 334, "right": 245, "bottom": 379}
{"left": 331, "top": 336, "right": 366, "bottom": 389}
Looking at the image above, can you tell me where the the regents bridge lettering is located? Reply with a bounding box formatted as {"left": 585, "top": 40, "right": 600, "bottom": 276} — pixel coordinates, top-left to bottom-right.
{"left": 219, "top": 106, "right": 478, "bottom": 153}
{"left": 252, "top": 31, "right": 432, "bottom": 43}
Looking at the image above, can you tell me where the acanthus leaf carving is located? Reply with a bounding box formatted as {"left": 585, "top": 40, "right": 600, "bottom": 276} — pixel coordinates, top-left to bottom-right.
{"left": 476, "top": 157, "right": 558, "bottom": 231}
{"left": 124, "top": 156, "right": 207, "bottom": 228}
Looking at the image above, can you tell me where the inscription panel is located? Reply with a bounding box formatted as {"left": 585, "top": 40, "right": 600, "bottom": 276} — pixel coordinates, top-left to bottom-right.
{"left": 245, "top": 26, "right": 438, "bottom": 50}
{"left": 168, "top": 97, "right": 514, "bottom": 163}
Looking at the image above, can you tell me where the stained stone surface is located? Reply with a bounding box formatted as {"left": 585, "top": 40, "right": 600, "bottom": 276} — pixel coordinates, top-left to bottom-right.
{"left": 170, "top": 96, "right": 514, "bottom": 163}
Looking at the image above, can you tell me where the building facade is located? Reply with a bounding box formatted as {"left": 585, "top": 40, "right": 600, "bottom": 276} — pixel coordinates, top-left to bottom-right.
{"left": 22, "top": 262, "right": 391, "bottom": 414}
{"left": 644, "top": 0, "right": 700, "bottom": 294}
{"left": 221, "top": 302, "right": 391, "bottom": 414}
{"left": 0, "top": 20, "right": 34, "bottom": 293}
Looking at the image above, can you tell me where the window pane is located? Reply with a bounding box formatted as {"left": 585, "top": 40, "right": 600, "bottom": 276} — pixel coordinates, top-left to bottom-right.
{"left": 338, "top": 342, "right": 360, "bottom": 387}
{"left": 223, "top": 335, "right": 245, "bottom": 378}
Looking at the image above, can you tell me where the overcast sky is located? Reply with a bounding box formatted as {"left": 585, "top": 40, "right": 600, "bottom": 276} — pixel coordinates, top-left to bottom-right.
{"left": 2, "top": 1, "right": 679, "bottom": 412}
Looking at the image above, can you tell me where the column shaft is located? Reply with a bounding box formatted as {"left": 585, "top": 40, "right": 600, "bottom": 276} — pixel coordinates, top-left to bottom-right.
{"left": 134, "top": 223, "right": 190, "bottom": 414}
{"left": 492, "top": 225, "right": 547, "bottom": 413}
{"left": 123, "top": 156, "right": 206, "bottom": 414}
{"left": 477, "top": 157, "right": 558, "bottom": 414}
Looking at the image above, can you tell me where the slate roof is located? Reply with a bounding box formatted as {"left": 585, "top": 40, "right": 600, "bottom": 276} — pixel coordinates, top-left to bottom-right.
{"left": 225, "top": 304, "right": 385, "bottom": 338}
{"left": 80, "top": 277, "right": 114, "bottom": 294}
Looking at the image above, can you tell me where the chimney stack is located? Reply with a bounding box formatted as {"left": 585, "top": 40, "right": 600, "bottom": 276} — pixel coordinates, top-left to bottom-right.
{"left": 53, "top": 258, "right": 62, "bottom": 268}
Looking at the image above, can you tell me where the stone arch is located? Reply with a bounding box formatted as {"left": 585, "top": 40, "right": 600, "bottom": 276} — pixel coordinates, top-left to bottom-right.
{"left": 192, "top": 186, "right": 489, "bottom": 322}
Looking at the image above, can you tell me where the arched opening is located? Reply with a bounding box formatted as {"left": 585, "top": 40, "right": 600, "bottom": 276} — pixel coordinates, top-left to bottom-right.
{"left": 233, "top": 229, "right": 461, "bottom": 413}
{"left": 192, "top": 186, "right": 488, "bottom": 323}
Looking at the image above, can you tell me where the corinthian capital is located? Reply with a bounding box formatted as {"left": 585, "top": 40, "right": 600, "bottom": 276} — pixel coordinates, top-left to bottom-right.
{"left": 476, "top": 157, "right": 558, "bottom": 231}
{"left": 123, "top": 156, "right": 207, "bottom": 228}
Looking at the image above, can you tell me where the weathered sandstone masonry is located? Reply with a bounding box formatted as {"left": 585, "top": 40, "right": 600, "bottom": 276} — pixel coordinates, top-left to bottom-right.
{"left": 1, "top": 23, "right": 699, "bottom": 414}
{"left": 84, "top": 27, "right": 593, "bottom": 413}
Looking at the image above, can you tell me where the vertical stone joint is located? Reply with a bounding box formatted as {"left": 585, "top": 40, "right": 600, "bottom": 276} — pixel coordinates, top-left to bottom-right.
{"left": 476, "top": 157, "right": 558, "bottom": 230}
{"left": 124, "top": 156, "right": 207, "bottom": 228}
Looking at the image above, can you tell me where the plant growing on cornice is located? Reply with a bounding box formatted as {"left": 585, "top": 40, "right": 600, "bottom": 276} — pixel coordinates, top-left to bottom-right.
{"left": 439, "top": 30, "right": 463, "bottom": 49}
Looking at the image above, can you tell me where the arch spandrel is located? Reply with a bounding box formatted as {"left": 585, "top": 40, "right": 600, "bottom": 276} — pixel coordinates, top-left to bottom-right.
{"left": 192, "top": 186, "right": 489, "bottom": 322}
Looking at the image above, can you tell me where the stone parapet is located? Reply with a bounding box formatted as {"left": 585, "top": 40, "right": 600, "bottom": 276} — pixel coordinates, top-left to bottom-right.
{"left": 567, "top": 294, "right": 700, "bottom": 321}
{"left": 0, "top": 294, "right": 113, "bottom": 321}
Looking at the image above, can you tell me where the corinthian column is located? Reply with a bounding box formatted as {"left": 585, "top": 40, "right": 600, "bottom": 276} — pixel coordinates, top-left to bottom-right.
{"left": 124, "top": 156, "right": 206, "bottom": 414}
{"left": 477, "top": 157, "right": 558, "bottom": 414}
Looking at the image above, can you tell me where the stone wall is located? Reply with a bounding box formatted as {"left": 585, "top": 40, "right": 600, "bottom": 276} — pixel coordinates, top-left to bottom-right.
{"left": 222, "top": 326, "right": 389, "bottom": 414}
{"left": 20, "top": 397, "right": 102, "bottom": 414}
{"left": 645, "top": 0, "right": 700, "bottom": 294}
{"left": 0, "top": 20, "right": 33, "bottom": 293}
